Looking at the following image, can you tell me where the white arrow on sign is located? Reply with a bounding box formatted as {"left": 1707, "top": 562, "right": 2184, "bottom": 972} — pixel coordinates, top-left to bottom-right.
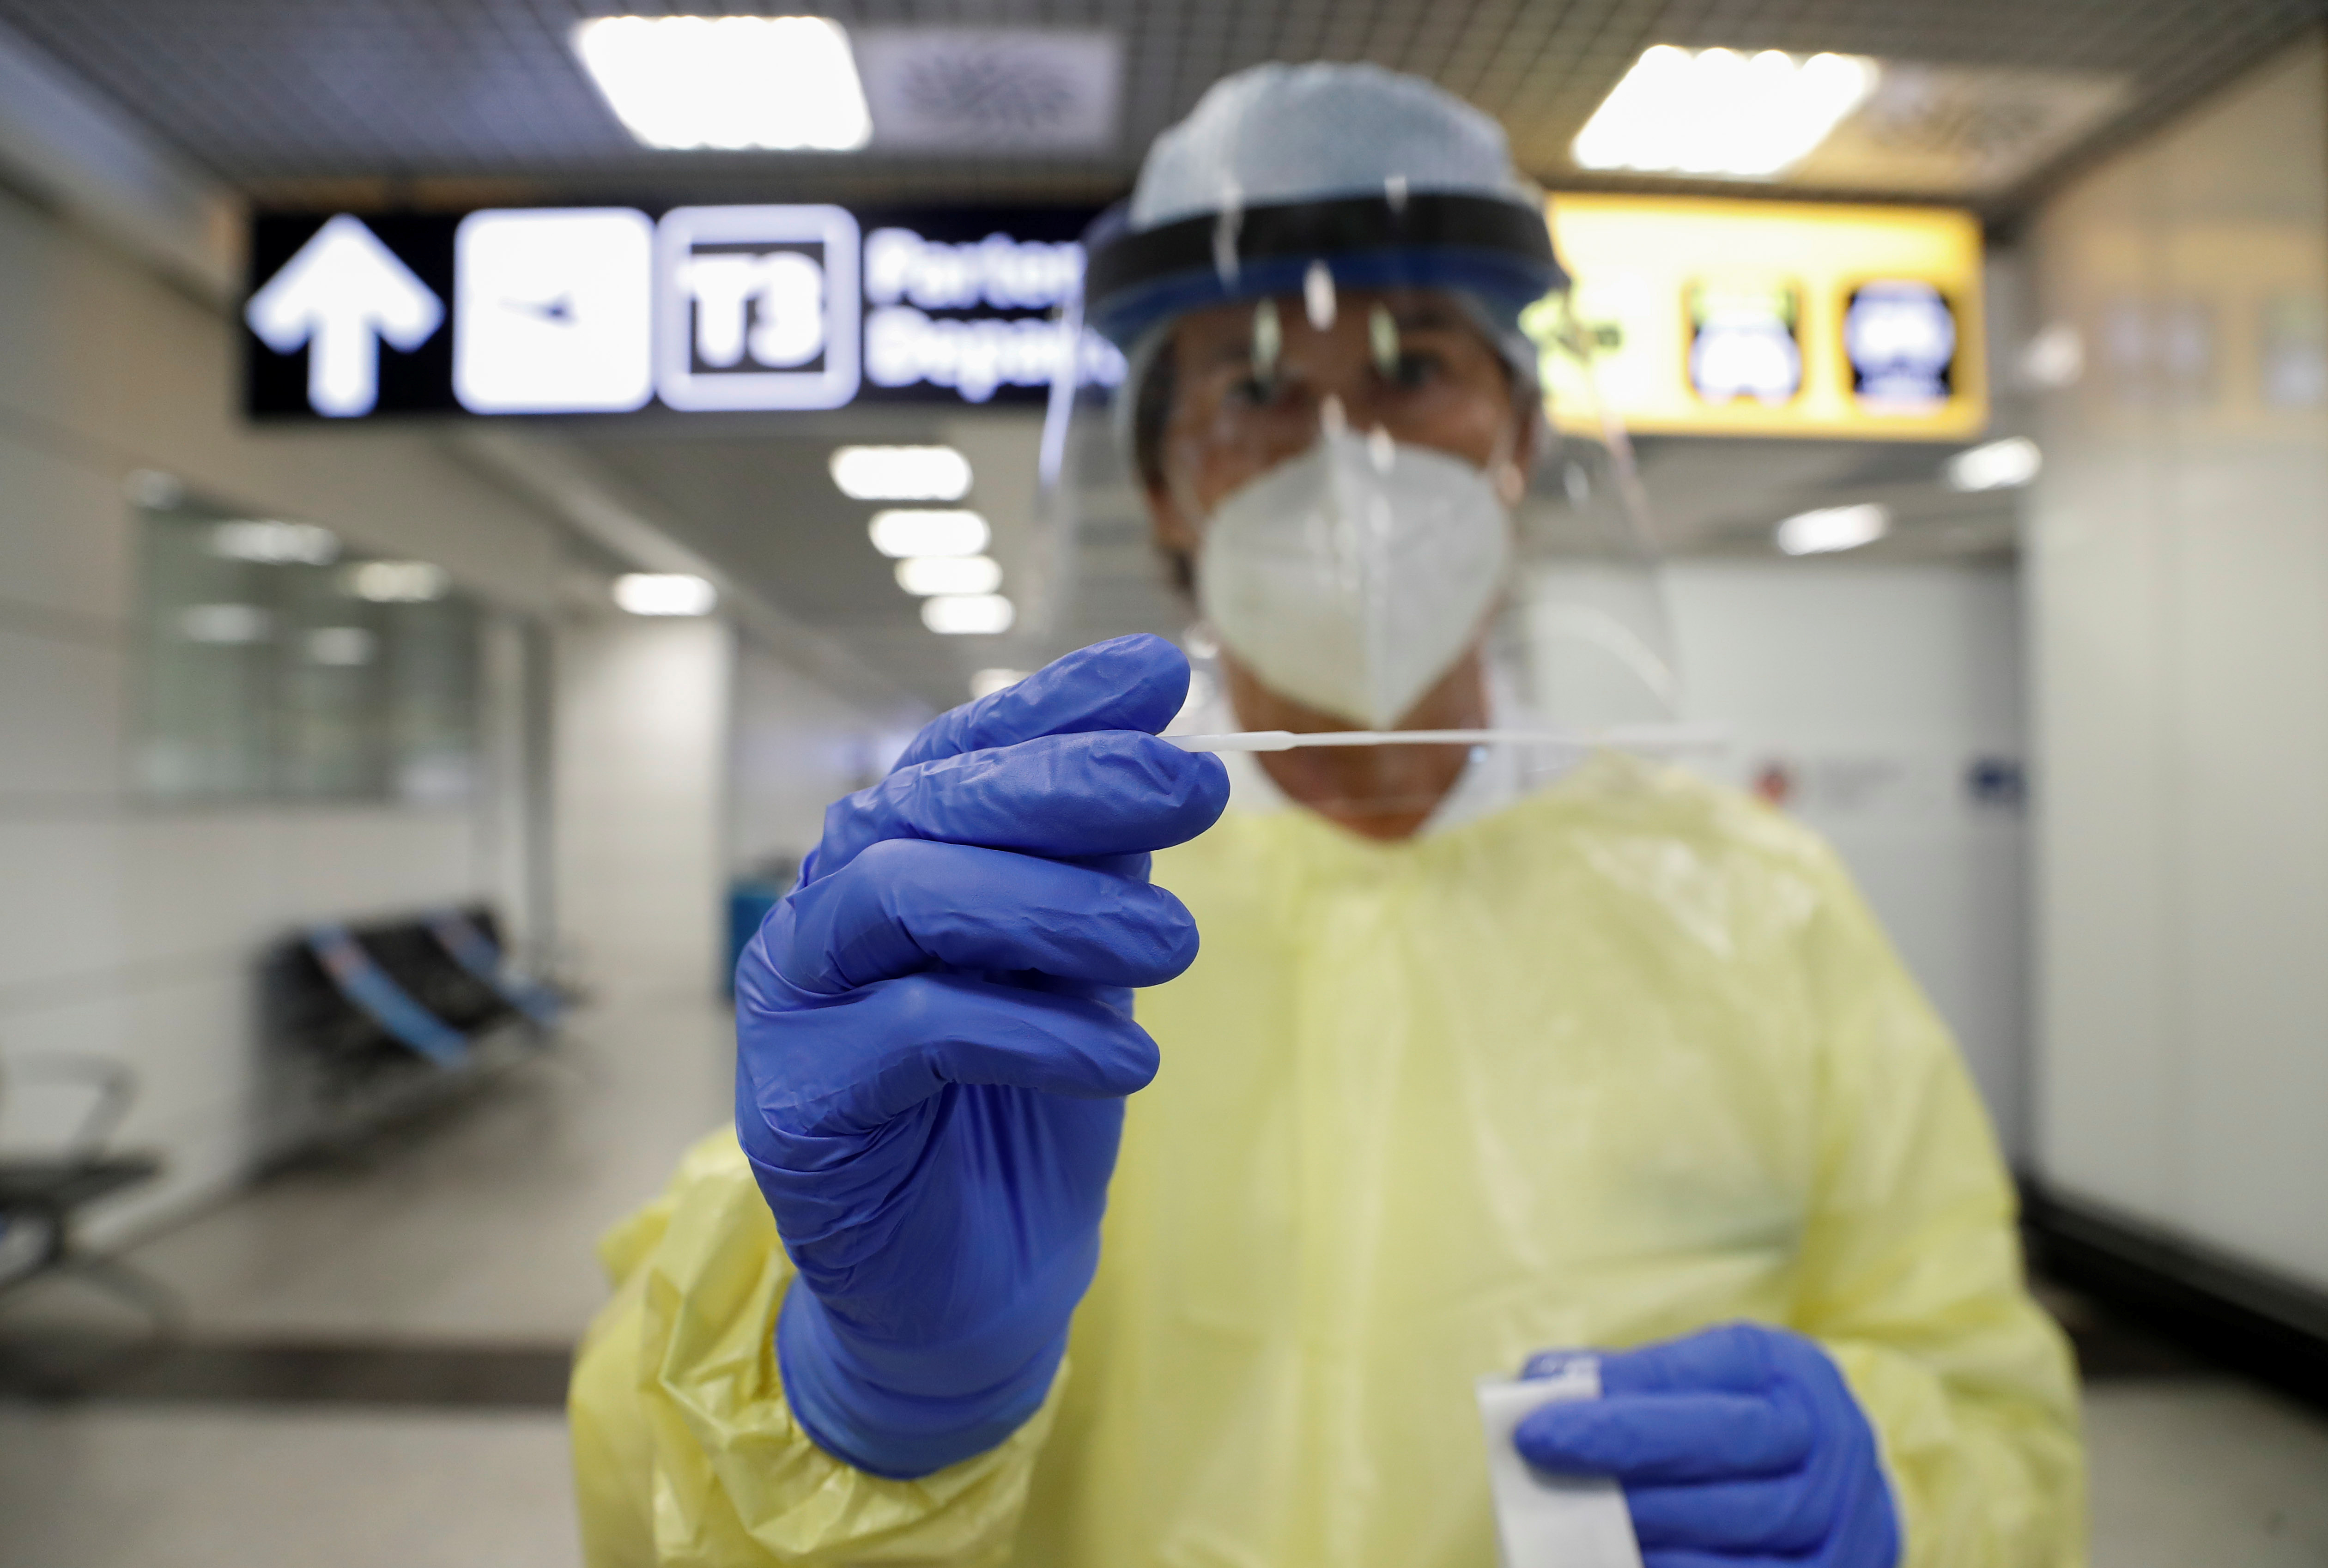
{"left": 246, "top": 215, "right": 444, "bottom": 417}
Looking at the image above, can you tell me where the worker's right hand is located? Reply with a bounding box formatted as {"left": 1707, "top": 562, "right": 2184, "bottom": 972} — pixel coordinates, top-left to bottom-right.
{"left": 734, "top": 635, "right": 1229, "bottom": 1480}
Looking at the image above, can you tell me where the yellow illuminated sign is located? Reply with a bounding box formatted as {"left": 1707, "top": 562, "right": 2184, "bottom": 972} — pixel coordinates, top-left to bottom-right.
{"left": 1538, "top": 194, "right": 1987, "bottom": 440}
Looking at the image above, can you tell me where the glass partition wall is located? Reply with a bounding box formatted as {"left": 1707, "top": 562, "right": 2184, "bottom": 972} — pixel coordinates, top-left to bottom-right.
{"left": 134, "top": 497, "right": 482, "bottom": 805}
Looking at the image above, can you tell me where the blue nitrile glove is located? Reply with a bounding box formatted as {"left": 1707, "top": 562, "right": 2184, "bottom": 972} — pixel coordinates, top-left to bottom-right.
{"left": 734, "top": 634, "right": 1230, "bottom": 1479}
{"left": 1513, "top": 1323, "right": 1900, "bottom": 1568}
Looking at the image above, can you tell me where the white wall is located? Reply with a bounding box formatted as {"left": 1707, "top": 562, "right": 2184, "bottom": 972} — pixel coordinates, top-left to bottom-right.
{"left": 1668, "top": 561, "right": 2031, "bottom": 1157}
{"left": 728, "top": 636, "right": 893, "bottom": 881}
{"left": 554, "top": 615, "right": 734, "bottom": 1003}
{"left": 0, "top": 181, "right": 566, "bottom": 1235}
{"left": 2026, "top": 33, "right": 2328, "bottom": 1288}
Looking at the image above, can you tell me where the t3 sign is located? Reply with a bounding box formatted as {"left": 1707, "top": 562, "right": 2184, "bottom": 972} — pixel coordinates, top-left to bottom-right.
{"left": 243, "top": 203, "right": 1121, "bottom": 420}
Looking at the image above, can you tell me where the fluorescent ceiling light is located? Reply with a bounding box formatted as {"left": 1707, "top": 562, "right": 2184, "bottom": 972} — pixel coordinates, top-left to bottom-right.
{"left": 1942, "top": 437, "right": 2043, "bottom": 492}
{"left": 211, "top": 519, "right": 340, "bottom": 565}
{"left": 573, "top": 16, "right": 872, "bottom": 151}
{"left": 870, "top": 509, "right": 989, "bottom": 558}
{"left": 613, "top": 572, "right": 718, "bottom": 616}
{"left": 922, "top": 593, "right": 1015, "bottom": 635}
{"left": 832, "top": 445, "right": 972, "bottom": 500}
{"left": 345, "top": 560, "right": 449, "bottom": 602}
{"left": 970, "top": 667, "right": 1029, "bottom": 699}
{"left": 896, "top": 555, "right": 1003, "bottom": 596}
{"left": 305, "top": 627, "right": 376, "bottom": 667}
{"left": 1574, "top": 46, "right": 1879, "bottom": 178}
{"left": 1775, "top": 503, "right": 1890, "bottom": 556}
{"left": 179, "top": 604, "right": 272, "bottom": 645}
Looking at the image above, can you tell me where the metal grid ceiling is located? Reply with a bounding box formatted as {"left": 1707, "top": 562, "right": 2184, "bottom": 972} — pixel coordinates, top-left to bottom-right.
{"left": 0, "top": 0, "right": 2318, "bottom": 212}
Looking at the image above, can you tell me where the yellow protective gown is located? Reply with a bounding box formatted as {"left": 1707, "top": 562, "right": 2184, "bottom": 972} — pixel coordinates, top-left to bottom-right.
{"left": 571, "top": 754, "right": 2086, "bottom": 1567}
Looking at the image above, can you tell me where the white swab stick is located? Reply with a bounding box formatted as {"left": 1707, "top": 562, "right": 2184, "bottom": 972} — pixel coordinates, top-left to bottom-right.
{"left": 1162, "top": 725, "right": 1727, "bottom": 754}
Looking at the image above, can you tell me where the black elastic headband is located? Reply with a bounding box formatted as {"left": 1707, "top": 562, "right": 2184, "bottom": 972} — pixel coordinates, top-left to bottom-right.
{"left": 1085, "top": 191, "right": 1565, "bottom": 308}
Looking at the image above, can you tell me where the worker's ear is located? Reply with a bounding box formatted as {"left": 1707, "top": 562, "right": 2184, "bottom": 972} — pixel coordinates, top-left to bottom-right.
{"left": 1489, "top": 395, "right": 1543, "bottom": 509}
{"left": 1516, "top": 398, "right": 1545, "bottom": 473}
{"left": 1136, "top": 331, "right": 1199, "bottom": 558}
{"left": 1145, "top": 473, "right": 1201, "bottom": 556}
{"left": 1144, "top": 478, "right": 1200, "bottom": 602}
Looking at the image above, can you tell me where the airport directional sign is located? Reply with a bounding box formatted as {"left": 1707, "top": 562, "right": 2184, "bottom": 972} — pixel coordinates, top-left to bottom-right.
{"left": 243, "top": 202, "right": 1120, "bottom": 422}
{"left": 1540, "top": 194, "right": 1988, "bottom": 441}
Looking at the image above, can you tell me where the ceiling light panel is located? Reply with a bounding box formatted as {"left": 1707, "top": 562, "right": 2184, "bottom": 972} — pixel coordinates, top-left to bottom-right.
{"left": 305, "top": 626, "right": 376, "bottom": 666}
{"left": 613, "top": 572, "right": 718, "bottom": 615}
{"left": 180, "top": 604, "right": 273, "bottom": 644}
{"left": 573, "top": 16, "right": 871, "bottom": 151}
{"left": 344, "top": 560, "right": 449, "bottom": 602}
{"left": 922, "top": 593, "right": 1015, "bottom": 635}
{"left": 1943, "top": 437, "right": 2043, "bottom": 491}
{"left": 831, "top": 445, "right": 972, "bottom": 501}
{"left": 896, "top": 555, "right": 1003, "bottom": 596}
{"left": 1573, "top": 46, "right": 1878, "bottom": 179}
{"left": 1775, "top": 502, "right": 1891, "bottom": 556}
{"left": 211, "top": 519, "right": 339, "bottom": 564}
{"left": 869, "top": 509, "right": 989, "bottom": 559}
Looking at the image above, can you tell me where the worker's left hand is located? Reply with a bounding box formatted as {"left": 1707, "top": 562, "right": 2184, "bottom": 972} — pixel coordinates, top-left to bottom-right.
{"left": 1512, "top": 1322, "right": 1899, "bottom": 1568}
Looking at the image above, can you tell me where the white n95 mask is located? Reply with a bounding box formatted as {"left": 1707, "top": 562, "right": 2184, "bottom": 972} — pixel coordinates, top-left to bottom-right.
{"left": 1196, "top": 428, "right": 1515, "bottom": 729}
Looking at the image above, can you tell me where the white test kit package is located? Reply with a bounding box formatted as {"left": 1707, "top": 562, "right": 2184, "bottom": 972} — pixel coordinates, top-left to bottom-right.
{"left": 1474, "top": 1358, "right": 1644, "bottom": 1568}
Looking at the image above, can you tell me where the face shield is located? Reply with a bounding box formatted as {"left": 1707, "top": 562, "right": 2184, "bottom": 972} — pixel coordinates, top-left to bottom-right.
{"left": 1036, "top": 61, "right": 1703, "bottom": 832}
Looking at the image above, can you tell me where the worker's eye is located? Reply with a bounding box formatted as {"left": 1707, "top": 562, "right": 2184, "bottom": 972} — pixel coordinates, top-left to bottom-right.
{"left": 1224, "top": 372, "right": 1285, "bottom": 410}
{"left": 1384, "top": 351, "right": 1445, "bottom": 390}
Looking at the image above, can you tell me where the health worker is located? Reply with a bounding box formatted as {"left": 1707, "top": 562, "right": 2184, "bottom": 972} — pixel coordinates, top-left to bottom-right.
{"left": 570, "top": 61, "right": 2086, "bottom": 1568}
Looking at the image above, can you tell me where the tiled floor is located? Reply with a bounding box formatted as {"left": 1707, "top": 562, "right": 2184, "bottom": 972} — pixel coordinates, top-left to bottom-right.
{"left": 0, "top": 1374, "right": 2322, "bottom": 1567}
{"left": 103, "top": 993, "right": 734, "bottom": 1345}
{"left": 4, "top": 993, "right": 2327, "bottom": 1566}
{"left": 0, "top": 1404, "right": 579, "bottom": 1568}
{"left": 2086, "top": 1378, "right": 2328, "bottom": 1566}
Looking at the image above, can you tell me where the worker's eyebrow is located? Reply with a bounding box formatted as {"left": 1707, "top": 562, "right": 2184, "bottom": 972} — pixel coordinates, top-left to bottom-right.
{"left": 1385, "top": 302, "right": 1467, "bottom": 333}
{"left": 1194, "top": 333, "right": 1262, "bottom": 368}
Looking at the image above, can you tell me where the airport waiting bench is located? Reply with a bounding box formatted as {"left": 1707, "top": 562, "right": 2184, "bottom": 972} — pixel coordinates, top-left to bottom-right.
{"left": 259, "top": 904, "right": 565, "bottom": 1162}
{"left": 0, "top": 905, "right": 560, "bottom": 1326}
{"left": 0, "top": 1055, "right": 171, "bottom": 1322}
